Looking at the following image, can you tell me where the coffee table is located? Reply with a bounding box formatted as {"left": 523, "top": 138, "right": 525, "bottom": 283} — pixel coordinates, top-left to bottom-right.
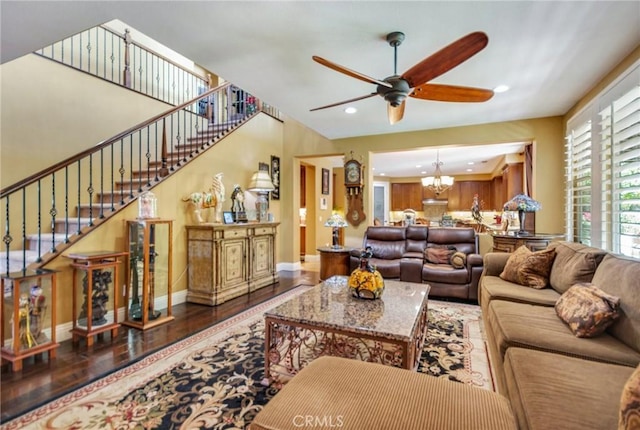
{"left": 264, "top": 276, "right": 430, "bottom": 382}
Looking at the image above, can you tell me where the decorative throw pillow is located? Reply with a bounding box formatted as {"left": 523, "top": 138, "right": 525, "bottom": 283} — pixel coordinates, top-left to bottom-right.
{"left": 517, "top": 247, "right": 556, "bottom": 288}
{"left": 554, "top": 283, "right": 621, "bottom": 338}
{"left": 424, "top": 245, "right": 456, "bottom": 265}
{"left": 499, "top": 245, "right": 555, "bottom": 288}
{"left": 450, "top": 251, "right": 467, "bottom": 269}
{"left": 619, "top": 364, "right": 640, "bottom": 430}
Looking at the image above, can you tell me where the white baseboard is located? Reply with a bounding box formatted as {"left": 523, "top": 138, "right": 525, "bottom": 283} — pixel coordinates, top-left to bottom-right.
{"left": 277, "top": 261, "right": 302, "bottom": 271}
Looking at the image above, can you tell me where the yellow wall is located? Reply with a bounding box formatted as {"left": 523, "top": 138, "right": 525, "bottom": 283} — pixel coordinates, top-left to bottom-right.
{"left": 0, "top": 54, "right": 171, "bottom": 186}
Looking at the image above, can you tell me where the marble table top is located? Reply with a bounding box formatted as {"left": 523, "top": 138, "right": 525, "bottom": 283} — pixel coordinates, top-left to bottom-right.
{"left": 265, "top": 276, "right": 430, "bottom": 341}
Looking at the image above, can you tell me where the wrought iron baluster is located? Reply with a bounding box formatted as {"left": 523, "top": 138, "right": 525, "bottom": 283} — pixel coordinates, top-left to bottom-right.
{"left": 3, "top": 195, "right": 11, "bottom": 275}
{"left": 36, "top": 179, "right": 42, "bottom": 262}
{"left": 65, "top": 166, "right": 70, "bottom": 243}
{"left": 50, "top": 172, "right": 57, "bottom": 253}
{"left": 76, "top": 161, "right": 82, "bottom": 235}
{"left": 88, "top": 153, "right": 94, "bottom": 226}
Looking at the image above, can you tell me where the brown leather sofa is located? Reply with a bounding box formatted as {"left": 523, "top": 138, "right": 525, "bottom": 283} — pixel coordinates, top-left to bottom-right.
{"left": 349, "top": 226, "right": 483, "bottom": 301}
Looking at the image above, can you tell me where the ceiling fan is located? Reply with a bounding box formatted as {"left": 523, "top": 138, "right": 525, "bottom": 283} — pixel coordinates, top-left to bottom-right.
{"left": 310, "top": 31, "right": 494, "bottom": 124}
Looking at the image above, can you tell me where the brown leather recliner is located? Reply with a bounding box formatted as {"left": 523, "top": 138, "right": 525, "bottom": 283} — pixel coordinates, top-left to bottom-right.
{"left": 350, "top": 226, "right": 483, "bottom": 301}
{"left": 401, "top": 227, "right": 483, "bottom": 301}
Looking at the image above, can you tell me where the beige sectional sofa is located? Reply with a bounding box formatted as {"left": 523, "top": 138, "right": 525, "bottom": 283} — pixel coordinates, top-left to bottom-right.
{"left": 480, "top": 241, "right": 640, "bottom": 430}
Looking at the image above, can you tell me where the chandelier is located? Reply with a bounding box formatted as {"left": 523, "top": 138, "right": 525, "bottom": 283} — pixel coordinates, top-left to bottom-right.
{"left": 421, "top": 151, "right": 454, "bottom": 196}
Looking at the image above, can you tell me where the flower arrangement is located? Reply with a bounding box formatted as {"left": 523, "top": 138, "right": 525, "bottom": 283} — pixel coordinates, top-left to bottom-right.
{"left": 503, "top": 194, "right": 541, "bottom": 212}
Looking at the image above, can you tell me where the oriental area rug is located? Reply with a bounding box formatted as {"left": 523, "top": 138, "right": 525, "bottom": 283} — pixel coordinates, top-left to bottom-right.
{"left": 2, "top": 286, "right": 493, "bottom": 430}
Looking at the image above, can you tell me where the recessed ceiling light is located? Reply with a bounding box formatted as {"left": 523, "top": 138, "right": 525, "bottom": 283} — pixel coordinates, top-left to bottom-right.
{"left": 493, "top": 85, "right": 509, "bottom": 93}
{"left": 466, "top": 168, "right": 473, "bottom": 172}
{"left": 379, "top": 173, "right": 386, "bottom": 176}
{"left": 344, "top": 106, "right": 357, "bottom": 114}
{"left": 420, "top": 171, "right": 426, "bottom": 175}
{"left": 416, "top": 164, "right": 422, "bottom": 168}
{"left": 467, "top": 161, "right": 475, "bottom": 165}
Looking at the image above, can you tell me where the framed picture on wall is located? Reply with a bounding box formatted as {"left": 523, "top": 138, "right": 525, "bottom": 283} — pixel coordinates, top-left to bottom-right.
{"left": 270, "top": 155, "right": 280, "bottom": 200}
{"left": 322, "top": 168, "right": 330, "bottom": 195}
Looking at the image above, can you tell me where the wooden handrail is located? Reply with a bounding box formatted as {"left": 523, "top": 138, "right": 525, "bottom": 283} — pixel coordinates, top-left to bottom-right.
{"left": 98, "top": 25, "right": 210, "bottom": 84}
{"left": 0, "top": 82, "right": 231, "bottom": 197}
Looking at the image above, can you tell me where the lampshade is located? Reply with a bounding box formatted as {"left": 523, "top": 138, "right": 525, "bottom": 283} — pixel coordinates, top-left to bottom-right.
{"left": 503, "top": 194, "right": 541, "bottom": 212}
{"left": 421, "top": 151, "right": 454, "bottom": 196}
{"left": 247, "top": 170, "right": 275, "bottom": 192}
{"left": 324, "top": 214, "right": 348, "bottom": 228}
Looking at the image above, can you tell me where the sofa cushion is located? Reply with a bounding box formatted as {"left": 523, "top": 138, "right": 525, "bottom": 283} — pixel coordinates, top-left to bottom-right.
{"left": 480, "top": 276, "right": 561, "bottom": 310}
{"left": 555, "top": 283, "right": 621, "bottom": 338}
{"left": 450, "top": 251, "right": 467, "bottom": 269}
{"left": 422, "top": 263, "right": 469, "bottom": 284}
{"left": 500, "top": 246, "right": 555, "bottom": 288}
{"left": 548, "top": 241, "right": 607, "bottom": 294}
{"left": 591, "top": 253, "right": 640, "bottom": 353}
{"left": 486, "top": 300, "right": 640, "bottom": 367}
{"left": 406, "top": 225, "right": 428, "bottom": 253}
{"left": 504, "top": 347, "right": 636, "bottom": 430}
{"left": 619, "top": 363, "right": 640, "bottom": 430}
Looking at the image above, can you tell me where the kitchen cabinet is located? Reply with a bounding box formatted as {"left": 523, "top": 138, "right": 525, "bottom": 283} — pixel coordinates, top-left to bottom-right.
{"left": 391, "top": 183, "right": 423, "bottom": 210}
{"left": 446, "top": 181, "right": 492, "bottom": 211}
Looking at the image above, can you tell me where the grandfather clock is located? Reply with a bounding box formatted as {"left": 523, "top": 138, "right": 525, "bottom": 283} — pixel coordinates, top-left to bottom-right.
{"left": 344, "top": 153, "right": 366, "bottom": 226}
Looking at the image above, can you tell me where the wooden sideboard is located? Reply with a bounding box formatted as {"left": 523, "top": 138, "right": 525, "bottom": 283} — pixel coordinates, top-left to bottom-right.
{"left": 186, "top": 222, "right": 279, "bottom": 306}
{"left": 491, "top": 233, "right": 565, "bottom": 253}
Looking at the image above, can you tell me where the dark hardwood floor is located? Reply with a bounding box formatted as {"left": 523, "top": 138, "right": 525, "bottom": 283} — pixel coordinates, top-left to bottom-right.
{"left": 0, "top": 268, "right": 320, "bottom": 423}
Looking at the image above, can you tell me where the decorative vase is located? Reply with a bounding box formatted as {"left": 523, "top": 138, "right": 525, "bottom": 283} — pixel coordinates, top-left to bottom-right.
{"left": 348, "top": 246, "right": 385, "bottom": 299}
{"left": 348, "top": 268, "right": 385, "bottom": 299}
{"left": 518, "top": 210, "right": 526, "bottom": 235}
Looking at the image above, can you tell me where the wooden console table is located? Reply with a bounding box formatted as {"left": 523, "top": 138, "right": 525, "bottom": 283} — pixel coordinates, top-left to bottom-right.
{"left": 186, "top": 222, "right": 279, "bottom": 305}
{"left": 492, "top": 233, "right": 565, "bottom": 252}
{"left": 317, "top": 246, "right": 354, "bottom": 280}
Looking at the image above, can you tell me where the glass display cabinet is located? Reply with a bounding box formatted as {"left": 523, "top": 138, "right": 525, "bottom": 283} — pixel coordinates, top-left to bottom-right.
{"left": 124, "top": 219, "right": 174, "bottom": 330}
{"left": 1, "top": 269, "right": 58, "bottom": 372}
{"left": 66, "top": 251, "right": 127, "bottom": 346}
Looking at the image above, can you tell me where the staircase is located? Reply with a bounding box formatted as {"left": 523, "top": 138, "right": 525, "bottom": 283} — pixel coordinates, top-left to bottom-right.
{"left": 2, "top": 23, "right": 283, "bottom": 275}
{"left": 1, "top": 96, "right": 261, "bottom": 274}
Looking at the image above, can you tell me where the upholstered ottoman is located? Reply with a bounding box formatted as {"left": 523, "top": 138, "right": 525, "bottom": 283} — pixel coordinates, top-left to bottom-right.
{"left": 250, "top": 356, "right": 516, "bottom": 430}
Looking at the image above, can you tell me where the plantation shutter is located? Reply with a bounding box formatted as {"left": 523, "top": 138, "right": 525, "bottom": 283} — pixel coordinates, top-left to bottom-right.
{"left": 601, "top": 84, "right": 640, "bottom": 256}
{"left": 566, "top": 118, "right": 593, "bottom": 245}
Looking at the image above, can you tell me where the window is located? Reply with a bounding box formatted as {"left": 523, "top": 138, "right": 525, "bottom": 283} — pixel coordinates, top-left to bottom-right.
{"left": 565, "top": 63, "right": 640, "bottom": 258}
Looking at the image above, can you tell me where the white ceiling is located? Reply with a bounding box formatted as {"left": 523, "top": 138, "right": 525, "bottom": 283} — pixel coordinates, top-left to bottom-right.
{"left": 2, "top": 1, "right": 639, "bottom": 177}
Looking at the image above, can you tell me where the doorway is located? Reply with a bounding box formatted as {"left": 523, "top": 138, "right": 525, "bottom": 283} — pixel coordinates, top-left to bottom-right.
{"left": 373, "top": 181, "right": 389, "bottom": 225}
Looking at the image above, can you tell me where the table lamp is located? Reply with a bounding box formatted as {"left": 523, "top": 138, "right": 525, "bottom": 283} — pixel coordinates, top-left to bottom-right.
{"left": 325, "top": 214, "right": 348, "bottom": 248}
{"left": 248, "top": 169, "right": 275, "bottom": 222}
{"left": 503, "top": 194, "right": 541, "bottom": 235}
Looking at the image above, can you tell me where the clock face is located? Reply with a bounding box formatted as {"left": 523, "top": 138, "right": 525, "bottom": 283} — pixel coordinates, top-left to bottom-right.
{"left": 345, "top": 161, "right": 361, "bottom": 185}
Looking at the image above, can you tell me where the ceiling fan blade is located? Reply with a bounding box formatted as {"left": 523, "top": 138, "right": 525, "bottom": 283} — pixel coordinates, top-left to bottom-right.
{"left": 310, "top": 93, "right": 377, "bottom": 112}
{"left": 410, "top": 83, "right": 494, "bottom": 102}
{"left": 388, "top": 100, "right": 405, "bottom": 124}
{"left": 401, "top": 32, "right": 489, "bottom": 88}
{"left": 313, "top": 56, "right": 392, "bottom": 88}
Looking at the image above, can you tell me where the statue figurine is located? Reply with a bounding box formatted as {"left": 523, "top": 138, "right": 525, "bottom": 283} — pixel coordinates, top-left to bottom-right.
{"left": 210, "top": 172, "right": 225, "bottom": 223}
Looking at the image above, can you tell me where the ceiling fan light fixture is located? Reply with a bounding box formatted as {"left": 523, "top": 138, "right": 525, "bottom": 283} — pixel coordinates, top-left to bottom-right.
{"left": 344, "top": 106, "right": 357, "bottom": 114}
{"left": 421, "top": 151, "right": 454, "bottom": 195}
